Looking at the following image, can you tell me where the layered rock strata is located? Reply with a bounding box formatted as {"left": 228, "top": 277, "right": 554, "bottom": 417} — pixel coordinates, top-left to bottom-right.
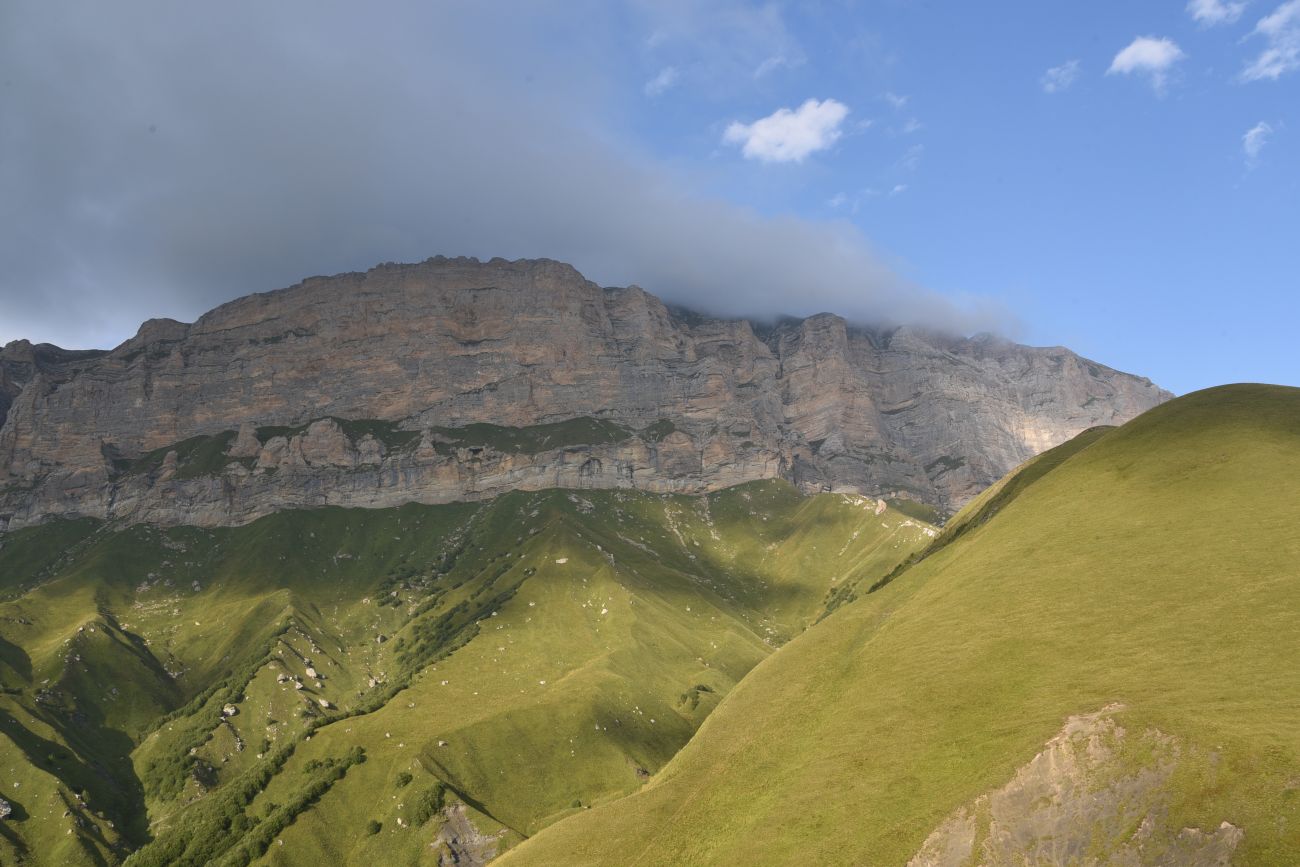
{"left": 0, "top": 257, "right": 1169, "bottom": 530}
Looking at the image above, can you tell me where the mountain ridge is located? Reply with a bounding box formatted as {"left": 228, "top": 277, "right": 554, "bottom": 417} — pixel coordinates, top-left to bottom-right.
{"left": 0, "top": 256, "right": 1170, "bottom": 532}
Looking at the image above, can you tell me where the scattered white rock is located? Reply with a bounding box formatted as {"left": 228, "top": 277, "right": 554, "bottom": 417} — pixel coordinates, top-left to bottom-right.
{"left": 221, "top": 704, "right": 239, "bottom": 717}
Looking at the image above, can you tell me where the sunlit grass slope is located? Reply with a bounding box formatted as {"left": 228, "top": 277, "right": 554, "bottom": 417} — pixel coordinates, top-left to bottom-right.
{"left": 0, "top": 482, "right": 932, "bottom": 866}
{"left": 501, "top": 384, "right": 1300, "bottom": 866}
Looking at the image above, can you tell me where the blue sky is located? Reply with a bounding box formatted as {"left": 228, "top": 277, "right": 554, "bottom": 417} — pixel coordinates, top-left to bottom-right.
{"left": 603, "top": 1, "right": 1300, "bottom": 394}
{"left": 2, "top": 1, "right": 1297, "bottom": 394}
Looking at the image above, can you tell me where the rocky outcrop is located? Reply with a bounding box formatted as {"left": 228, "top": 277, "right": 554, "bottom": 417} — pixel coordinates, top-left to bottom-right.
{"left": 434, "top": 805, "right": 503, "bottom": 867}
{"left": 0, "top": 257, "right": 1170, "bottom": 531}
{"left": 0, "top": 341, "right": 107, "bottom": 432}
{"left": 908, "top": 705, "right": 1243, "bottom": 866}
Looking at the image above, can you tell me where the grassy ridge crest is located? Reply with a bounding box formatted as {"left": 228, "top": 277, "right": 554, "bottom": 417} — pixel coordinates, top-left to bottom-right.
{"left": 500, "top": 384, "right": 1300, "bottom": 865}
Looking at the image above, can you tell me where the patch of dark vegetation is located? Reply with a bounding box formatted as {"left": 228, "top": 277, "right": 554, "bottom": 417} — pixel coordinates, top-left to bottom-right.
{"left": 249, "top": 326, "right": 313, "bottom": 346}
{"left": 923, "top": 455, "right": 966, "bottom": 475}
{"left": 640, "top": 419, "right": 677, "bottom": 443}
{"left": 408, "top": 781, "right": 448, "bottom": 827}
{"left": 111, "top": 431, "right": 246, "bottom": 481}
{"left": 141, "top": 623, "right": 293, "bottom": 802}
{"left": 821, "top": 581, "right": 860, "bottom": 617}
{"left": 887, "top": 498, "right": 944, "bottom": 526}
{"left": 116, "top": 344, "right": 177, "bottom": 366}
{"left": 127, "top": 746, "right": 366, "bottom": 867}
{"left": 101, "top": 414, "right": 639, "bottom": 486}
{"left": 429, "top": 417, "right": 632, "bottom": 455}
{"left": 256, "top": 418, "right": 421, "bottom": 452}
{"left": 677, "top": 683, "right": 716, "bottom": 711}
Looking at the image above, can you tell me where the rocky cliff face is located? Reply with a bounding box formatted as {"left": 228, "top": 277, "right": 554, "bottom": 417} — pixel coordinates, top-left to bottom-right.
{"left": 0, "top": 257, "right": 1170, "bottom": 531}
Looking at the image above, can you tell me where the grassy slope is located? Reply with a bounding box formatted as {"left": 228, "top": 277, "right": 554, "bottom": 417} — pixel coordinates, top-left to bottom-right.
{"left": 501, "top": 384, "right": 1300, "bottom": 865}
{"left": 0, "top": 482, "right": 933, "bottom": 866}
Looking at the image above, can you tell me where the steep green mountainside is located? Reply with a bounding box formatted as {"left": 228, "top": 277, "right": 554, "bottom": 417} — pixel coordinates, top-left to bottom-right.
{"left": 501, "top": 384, "right": 1300, "bottom": 866}
{"left": 0, "top": 482, "right": 933, "bottom": 865}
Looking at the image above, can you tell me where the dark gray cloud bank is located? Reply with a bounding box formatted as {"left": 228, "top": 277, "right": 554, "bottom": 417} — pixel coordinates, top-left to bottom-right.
{"left": 1, "top": 1, "right": 1003, "bottom": 349}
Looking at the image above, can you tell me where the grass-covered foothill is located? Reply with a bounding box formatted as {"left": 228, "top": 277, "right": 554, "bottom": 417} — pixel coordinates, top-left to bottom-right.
{"left": 0, "top": 481, "right": 931, "bottom": 865}
{"left": 500, "top": 384, "right": 1300, "bottom": 866}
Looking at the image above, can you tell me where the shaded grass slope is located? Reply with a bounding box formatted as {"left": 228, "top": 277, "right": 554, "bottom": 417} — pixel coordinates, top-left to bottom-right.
{"left": 0, "top": 482, "right": 932, "bottom": 865}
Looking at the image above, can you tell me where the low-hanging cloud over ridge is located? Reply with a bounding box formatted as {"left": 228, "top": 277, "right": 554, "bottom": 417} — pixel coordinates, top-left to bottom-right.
{"left": 0, "top": 1, "right": 1006, "bottom": 351}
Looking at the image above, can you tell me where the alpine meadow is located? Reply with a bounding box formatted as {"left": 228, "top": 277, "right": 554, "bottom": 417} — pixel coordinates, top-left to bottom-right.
{"left": 3, "top": 2, "right": 1299, "bottom": 865}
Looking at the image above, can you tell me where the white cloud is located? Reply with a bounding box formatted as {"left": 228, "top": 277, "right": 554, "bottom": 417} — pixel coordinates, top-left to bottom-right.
{"left": 754, "top": 54, "right": 793, "bottom": 77}
{"left": 1041, "top": 59, "right": 1081, "bottom": 93}
{"left": 1108, "top": 36, "right": 1186, "bottom": 93}
{"left": 644, "top": 66, "right": 679, "bottom": 96}
{"left": 897, "top": 144, "right": 924, "bottom": 172}
{"left": 1188, "top": 0, "right": 1248, "bottom": 25}
{"left": 889, "top": 184, "right": 908, "bottom": 196}
{"left": 2, "top": 2, "right": 1006, "bottom": 349}
{"left": 1243, "top": 120, "right": 1274, "bottom": 163}
{"left": 1241, "top": 1, "right": 1300, "bottom": 80}
{"left": 634, "top": 1, "right": 805, "bottom": 97}
{"left": 723, "top": 98, "right": 849, "bottom": 163}
{"left": 827, "top": 192, "right": 848, "bottom": 208}
{"left": 883, "top": 91, "right": 909, "bottom": 110}
{"left": 900, "top": 117, "right": 924, "bottom": 135}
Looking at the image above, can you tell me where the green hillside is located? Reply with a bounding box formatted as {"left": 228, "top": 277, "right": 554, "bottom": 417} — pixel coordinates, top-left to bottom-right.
{"left": 0, "top": 482, "right": 933, "bottom": 865}
{"left": 500, "top": 384, "right": 1300, "bottom": 865}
